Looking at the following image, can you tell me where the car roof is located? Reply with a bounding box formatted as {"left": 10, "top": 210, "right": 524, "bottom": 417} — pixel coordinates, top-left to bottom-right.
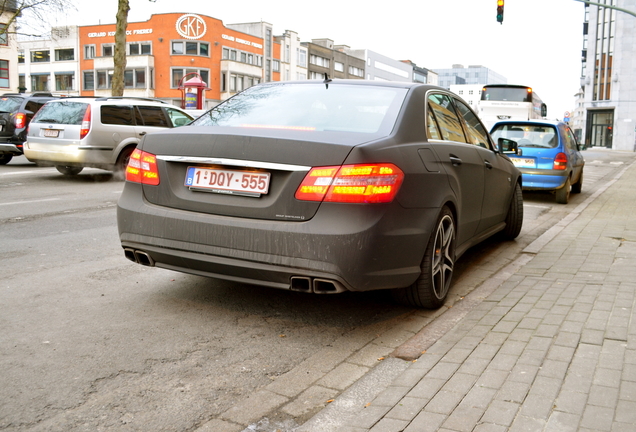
{"left": 43, "top": 96, "right": 179, "bottom": 107}
{"left": 257, "top": 78, "right": 446, "bottom": 92}
{"left": 492, "top": 119, "right": 566, "bottom": 127}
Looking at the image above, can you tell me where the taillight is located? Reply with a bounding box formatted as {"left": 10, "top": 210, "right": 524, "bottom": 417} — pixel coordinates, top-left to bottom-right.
{"left": 553, "top": 152, "right": 568, "bottom": 170}
{"left": 125, "top": 148, "right": 160, "bottom": 185}
{"left": 295, "top": 163, "right": 404, "bottom": 203}
{"left": 15, "top": 112, "right": 27, "bottom": 129}
{"left": 80, "top": 105, "right": 91, "bottom": 139}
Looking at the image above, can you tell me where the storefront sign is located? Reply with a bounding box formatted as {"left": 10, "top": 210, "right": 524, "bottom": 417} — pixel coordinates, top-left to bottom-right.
{"left": 221, "top": 34, "right": 263, "bottom": 49}
{"left": 88, "top": 29, "right": 153, "bottom": 38}
{"left": 176, "top": 14, "right": 207, "bottom": 40}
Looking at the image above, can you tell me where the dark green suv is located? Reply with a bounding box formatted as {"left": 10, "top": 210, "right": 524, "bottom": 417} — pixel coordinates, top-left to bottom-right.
{"left": 0, "top": 92, "right": 62, "bottom": 165}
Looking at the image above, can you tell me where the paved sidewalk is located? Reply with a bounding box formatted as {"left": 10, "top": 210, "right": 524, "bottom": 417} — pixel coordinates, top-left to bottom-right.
{"left": 300, "top": 157, "right": 636, "bottom": 432}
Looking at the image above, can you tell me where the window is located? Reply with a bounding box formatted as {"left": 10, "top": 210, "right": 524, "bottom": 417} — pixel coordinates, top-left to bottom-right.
{"left": 348, "top": 66, "right": 364, "bottom": 77}
{"left": 334, "top": 62, "right": 344, "bottom": 72}
{"left": 171, "top": 68, "right": 209, "bottom": 88}
{"left": 18, "top": 51, "right": 24, "bottom": 63}
{"left": 136, "top": 106, "right": 168, "bottom": 127}
{"left": 55, "top": 73, "right": 74, "bottom": 91}
{"left": 83, "top": 71, "right": 94, "bottom": 90}
{"left": 273, "top": 60, "right": 280, "bottom": 72}
{"left": 31, "top": 50, "right": 50, "bottom": 62}
{"left": 123, "top": 69, "right": 146, "bottom": 88}
{"left": 101, "top": 105, "right": 134, "bottom": 125}
{"left": 230, "top": 50, "right": 237, "bottom": 61}
{"left": 454, "top": 100, "right": 490, "bottom": 148}
{"left": 297, "top": 48, "right": 307, "bottom": 67}
{"left": 128, "top": 42, "right": 151, "bottom": 55}
{"left": 97, "top": 71, "right": 110, "bottom": 89}
{"left": 0, "top": 60, "right": 8, "bottom": 88}
{"left": 102, "top": 45, "right": 114, "bottom": 57}
{"left": 222, "top": 48, "right": 229, "bottom": 59}
{"left": 0, "top": 24, "right": 7, "bottom": 46}
{"left": 427, "top": 94, "right": 466, "bottom": 143}
{"left": 55, "top": 49, "right": 74, "bottom": 61}
{"left": 172, "top": 41, "right": 209, "bottom": 56}
{"left": 84, "top": 45, "right": 95, "bottom": 60}
{"left": 310, "top": 55, "right": 329, "bottom": 68}
{"left": 31, "top": 74, "right": 50, "bottom": 91}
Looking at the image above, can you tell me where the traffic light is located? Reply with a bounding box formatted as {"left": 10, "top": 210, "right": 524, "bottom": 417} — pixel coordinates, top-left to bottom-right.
{"left": 497, "top": 0, "right": 504, "bottom": 24}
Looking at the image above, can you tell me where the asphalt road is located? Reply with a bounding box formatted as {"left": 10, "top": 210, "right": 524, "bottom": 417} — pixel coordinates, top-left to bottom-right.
{"left": 0, "top": 149, "right": 632, "bottom": 431}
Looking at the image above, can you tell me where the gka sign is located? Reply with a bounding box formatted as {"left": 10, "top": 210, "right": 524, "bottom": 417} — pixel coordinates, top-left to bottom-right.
{"left": 176, "top": 14, "right": 207, "bottom": 40}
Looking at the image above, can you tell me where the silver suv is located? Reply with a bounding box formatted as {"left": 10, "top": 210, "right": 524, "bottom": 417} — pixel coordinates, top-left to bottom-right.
{"left": 24, "top": 97, "right": 193, "bottom": 176}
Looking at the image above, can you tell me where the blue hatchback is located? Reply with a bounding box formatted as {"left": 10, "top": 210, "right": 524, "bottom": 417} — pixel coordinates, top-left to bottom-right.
{"left": 490, "top": 120, "right": 585, "bottom": 204}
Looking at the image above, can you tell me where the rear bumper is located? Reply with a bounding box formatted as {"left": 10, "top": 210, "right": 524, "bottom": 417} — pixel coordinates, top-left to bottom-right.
{"left": 519, "top": 171, "right": 568, "bottom": 190}
{"left": 0, "top": 143, "right": 22, "bottom": 155}
{"left": 117, "top": 182, "right": 438, "bottom": 293}
{"left": 24, "top": 142, "right": 114, "bottom": 167}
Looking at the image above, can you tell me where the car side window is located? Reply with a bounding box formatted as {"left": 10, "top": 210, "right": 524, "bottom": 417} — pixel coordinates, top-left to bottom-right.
{"left": 101, "top": 105, "right": 134, "bottom": 125}
{"left": 563, "top": 126, "right": 578, "bottom": 150}
{"left": 136, "top": 106, "right": 169, "bottom": 127}
{"left": 165, "top": 107, "right": 192, "bottom": 127}
{"left": 427, "top": 93, "right": 466, "bottom": 143}
{"left": 427, "top": 108, "right": 442, "bottom": 140}
{"left": 453, "top": 99, "right": 491, "bottom": 149}
{"left": 24, "top": 101, "right": 45, "bottom": 115}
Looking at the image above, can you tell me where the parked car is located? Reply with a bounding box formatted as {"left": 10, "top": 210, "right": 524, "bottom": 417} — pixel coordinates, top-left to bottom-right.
{"left": 117, "top": 80, "right": 523, "bottom": 309}
{"left": 24, "top": 97, "right": 194, "bottom": 176}
{"left": 490, "top": 120, "right": 585, "bottom": 204}
{"left": 0, "top": 92, "right": 62, "bottom": 165}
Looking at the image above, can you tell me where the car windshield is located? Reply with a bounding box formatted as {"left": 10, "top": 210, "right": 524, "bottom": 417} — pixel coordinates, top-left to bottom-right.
{"left": 0, "top": 97, "right": 22, "bottom": 113}
{"left": 491, "top": 124, "right": 558, "bottom": 148}
{"left": 32, "top": 101, "right": 89, "bottom": 125}
{"left": 192, "top": 82, "right": 407, "bottom": 134}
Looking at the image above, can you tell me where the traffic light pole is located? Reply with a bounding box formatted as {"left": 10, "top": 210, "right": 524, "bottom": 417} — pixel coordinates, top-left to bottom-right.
{"left": 572, "top": 0, "right": 636, "bottom": 18}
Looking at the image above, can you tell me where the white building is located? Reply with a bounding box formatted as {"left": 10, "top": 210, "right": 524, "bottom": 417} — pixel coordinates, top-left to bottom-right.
{"left": 580, "top": 1, "right": 636, "bottom": 150}
{"left": 349, "top": 49, "right": 412, "bottom": 82}
{"left": 274, "top": 30, "right": 307, "bottom": 81}
{"left": 450, "top": 84, "right": 484, "bottom": 111}
{"left": 17, "top": 26, "right": 80, "bottom": 95}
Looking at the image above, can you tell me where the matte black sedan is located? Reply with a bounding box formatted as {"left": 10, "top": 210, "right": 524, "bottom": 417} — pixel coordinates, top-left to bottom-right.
{"left": 117, "top": 80, "right": 523, "bottom": 309}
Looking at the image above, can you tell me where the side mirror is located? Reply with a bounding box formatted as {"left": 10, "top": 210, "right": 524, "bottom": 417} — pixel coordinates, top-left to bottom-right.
{"left": 498, "top": 137, "right": 521, "bottom": 156}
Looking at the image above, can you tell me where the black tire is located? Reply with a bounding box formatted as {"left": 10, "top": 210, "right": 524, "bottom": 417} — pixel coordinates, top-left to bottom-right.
{"left": 392, "top": 206, "right": 455, "bottom": 309}
{"left": 114, "top": 146, "right": 135, "bottom": 180}
{"left": 55, "top": 165, "right": 83, "bottom": 176}
{"left": 571, "top": 170, "right": 583, "bottom": 194}
{"left": 555, "top": 177, "right": 571, "bottom": 204}
{"left": 0, "top": 154, "right": 13, "bottom": 165}
{"left": 501, "top": 182, "right": 523, "bottom": 240}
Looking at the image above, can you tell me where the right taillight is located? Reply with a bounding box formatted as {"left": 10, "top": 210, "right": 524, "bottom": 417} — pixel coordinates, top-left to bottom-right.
{"left": 553, "top": 152, "right": 568, "bottom": 170}
{"left": 125, "top": 149, "right": 160, "bottom": 185}
{"left": 295, "top": 163, "right": 404, "bottom": 203}
{"left": 14, "top": 112, "right": 27, "bottom": 129}
{"left": 80, "top": 105, "right": 91, "bottom": 139}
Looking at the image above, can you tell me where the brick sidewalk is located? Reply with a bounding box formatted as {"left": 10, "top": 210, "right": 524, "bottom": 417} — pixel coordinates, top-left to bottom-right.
{"left": 312, "top": 159, "right": 636, "bottom": 432}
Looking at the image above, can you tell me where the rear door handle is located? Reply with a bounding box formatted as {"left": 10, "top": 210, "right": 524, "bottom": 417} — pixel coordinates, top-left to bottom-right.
{"left": 449, "top": 156, "right": 462, "bottom": 166}
{"left": 484, "top": 160, "right": 493, "bottom": 169}
{"left": 139, "top": 131, "right": 147, "bottom": 136}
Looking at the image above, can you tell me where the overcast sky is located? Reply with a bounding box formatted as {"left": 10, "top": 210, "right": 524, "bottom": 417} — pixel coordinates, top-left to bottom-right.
{"left": 56, "top": 0, "right": 585, "bottom": 120}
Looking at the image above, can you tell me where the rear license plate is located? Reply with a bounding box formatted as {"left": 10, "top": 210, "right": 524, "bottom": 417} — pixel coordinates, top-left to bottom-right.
{"left": 511, "top": 158, "right": 535, "bottom": 168}
{"left": 44, "top": 129, "right": 59, "bottom": 138}
{"left": 185, "top": 166, "right": 270, "bottom": 197}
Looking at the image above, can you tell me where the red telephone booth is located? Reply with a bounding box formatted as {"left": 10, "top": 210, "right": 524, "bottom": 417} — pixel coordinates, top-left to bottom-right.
{"left": 178, "top": 72, "right": 210, "bottom": 110}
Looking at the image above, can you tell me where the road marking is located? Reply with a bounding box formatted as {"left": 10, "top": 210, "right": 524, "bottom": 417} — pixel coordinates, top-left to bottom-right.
{"left": 0, "top": 170, "right": 54, "bottom": 176}
{"left": 0, "top": 198, "right": 61, "bottom": 206}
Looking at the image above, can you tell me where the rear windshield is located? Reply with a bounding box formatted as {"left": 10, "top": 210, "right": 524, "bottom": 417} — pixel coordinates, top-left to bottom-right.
{"left": 192, "top": 83, "right": 407, "bottom": 134}
{"left": 490, "top": 124, "right": 558, "bottom": 148}
{"left": 0, "top": 97, "right": 22, "bottom": 113}
{"left": 32, "top": 101, "right": 89, "bottom": 125}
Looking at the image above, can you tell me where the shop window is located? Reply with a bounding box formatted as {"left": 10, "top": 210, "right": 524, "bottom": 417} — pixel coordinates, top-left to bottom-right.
{"left": 55, "top": 73, "right": 74, "bottom": 91}
{"left": 31, "top": 74, "right": 50, "bottom": 91}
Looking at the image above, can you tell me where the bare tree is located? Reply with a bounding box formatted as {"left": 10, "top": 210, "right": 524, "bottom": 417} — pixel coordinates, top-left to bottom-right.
{"left": 111, "top": 0, "right": 129, "bottom": 96}
{"left": 0, "top": 0, "right": 76, "bottom": 39}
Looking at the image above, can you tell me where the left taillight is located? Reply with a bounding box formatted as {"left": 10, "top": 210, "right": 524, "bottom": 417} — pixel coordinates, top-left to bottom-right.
{"left": 295, "top": 163, "right": 404, "bottom": 204}
{"left": 14, "top": 112, "right": 27, "bottom": 129}
{"left": 125, "top": 148, "right": 160, "bottom": 185}
{"left": 80, "top": 104, "right": 91, "bottom": 139}
{"left": 553, "top": 152, "right": 568, "bottom": 170}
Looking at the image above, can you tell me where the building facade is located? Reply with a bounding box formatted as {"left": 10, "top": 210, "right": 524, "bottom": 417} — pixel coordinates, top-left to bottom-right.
{"left": 77, "top": 13, "right": 276, "bottom": 108}
{"left": 1, "top": 3, "right": 19, "bottom": 93}
{"left": 401, "top": 60, "right": 438, "bottom": 86}
{"left": 450, "top": 84, "right": 484, "bottom": 111}
{"left": 580, "top": 0, "right": 636, "bottom": 151}
{"left": 302, "top": 39, "right": 365, "bottom": 80}
{"left": 18, "top": 26, "right": 80, "bottom": 96}
{"left": 274, "top": 30, "right": 307, "bottom": 82}
{"left": 349, "top": 49, "right": 412, "bottom": 82}
{"left": 434, "top": 64, "right": 507, "bottom": 89}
